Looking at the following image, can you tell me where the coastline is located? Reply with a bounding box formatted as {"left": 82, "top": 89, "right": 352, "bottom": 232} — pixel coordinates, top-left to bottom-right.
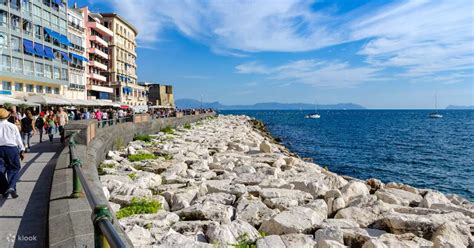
{"left": 98, "top": 115, "right": 473, "bottom": 247}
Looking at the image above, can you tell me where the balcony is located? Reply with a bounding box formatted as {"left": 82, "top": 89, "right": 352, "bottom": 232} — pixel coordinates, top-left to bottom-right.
{"left": 87, "top": 84, "right": 113, "bottom": 93}
{"left": 88, "top": 73, "right": 107, "bottom": 82}
{"left": 87, "top": 21, "right": 113, "bottom": 37}
{"left": 89, "top": 60, "right": 108, "bottom": 71}
{"left": 90, "top": 35, "right": 108, "bottom": 47}
{"left": 88, "top": 48, "right": 108, "bottom": 59}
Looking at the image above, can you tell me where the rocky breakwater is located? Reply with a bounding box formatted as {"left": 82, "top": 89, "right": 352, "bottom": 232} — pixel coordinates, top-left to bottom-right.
{"left": 99, "top": 115, "right": 473, "bottom": 247}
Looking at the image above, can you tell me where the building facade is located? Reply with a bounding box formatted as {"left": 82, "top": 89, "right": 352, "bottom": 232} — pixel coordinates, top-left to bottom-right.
{"left": 101, "top": 13, "right": 145, "bottom": 107}
{"left": 0, "top": 0, "right": 71, "bottom": 98}
{"left": 78, "top": 7, "right": 114, "bottom": 101}
{"left": 64, "top": 7, "right": 86, "bottom": 100}
{"left": 140, "top": 82, "right": 174, "bottom": 108}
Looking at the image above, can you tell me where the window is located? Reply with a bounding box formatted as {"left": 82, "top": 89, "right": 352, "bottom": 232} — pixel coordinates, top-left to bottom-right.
{"left": 14, "top": 82, "right": 23, "bottom": 91}
{"left": 33, "top": 4, "right": 41, "bottom": 23}
{"left": 61, "top": 68, "right": 67, "bottom": 80}
{"left": 54, "top": 87, "right": 59, "bottom": 94}
{"left": 44, "top": 64, "right": 51, "bottom": 78}
{"left": 0, "top": 32, "right": 7, "bottom": 49}
{"left": 53, "top": 66, "right": 60, "bottom": 79}
{"left": 34, "top": 25, "right": 41, "bottom": 39}
{"left": 45, "top": 86, "right": 51, "bottom": 93}
{"left": 42, "top": 9, "right": 50, "bottom": 25}
{"left": 10, "top": 35, "right": 20, "bottom": 52}
{"left": 0, "top": 10, "right": 7, "bottom": 27}
{"left": 11, "top": 57, "right": 22, "bottom": 73}
{"left": 1, "top": 55, "right": 10, "bottom": 72}
{"left": 10, "top": 14, "right": 20, "bottom": 31}
{"left": 2, "top": 81, "right": 11, "bottom": 90}
{"left": 26, "top": 84, "right": 33, "bottom": 92}
{"left": 35, "top": 62, "right": 43, "bottom": 76}
{"left": 10, "top": 0, "right": 20, "bottom": 10}
{"left": 36, "top": 85, "right": 43, "bottom": 93}
{"left": 24, "top": 60, "right": 33, "bottom": 75}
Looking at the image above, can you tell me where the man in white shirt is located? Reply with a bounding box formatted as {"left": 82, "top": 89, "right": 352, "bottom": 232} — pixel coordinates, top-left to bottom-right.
{"left": 0, "top": 108, "right": 25, "bottom": 198}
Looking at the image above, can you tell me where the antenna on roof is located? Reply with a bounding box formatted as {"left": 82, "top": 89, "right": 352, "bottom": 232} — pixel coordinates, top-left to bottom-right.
{"left": 73, "top": 1, "right": 77, "bottom": 8}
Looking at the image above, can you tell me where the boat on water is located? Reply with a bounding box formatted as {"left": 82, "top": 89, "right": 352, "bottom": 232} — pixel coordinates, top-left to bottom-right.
{"left": 305, "top": 100, "right": 321, "bottom": 119}
{"left": 429, "top": 94, "right": 443, "bottom": 119}
{"left": 305, "top": 113, "right": 321, "bottom": 119}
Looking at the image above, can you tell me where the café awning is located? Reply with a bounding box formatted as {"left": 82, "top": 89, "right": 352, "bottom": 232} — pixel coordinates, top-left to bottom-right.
{"left": 25, "top": 95, "right": 71, "bottom": 105}
{"left": 0, "top": 96, "right": 39, "bottom": 106}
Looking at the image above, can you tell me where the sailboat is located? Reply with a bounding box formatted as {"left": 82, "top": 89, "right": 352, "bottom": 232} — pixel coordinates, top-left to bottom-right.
{"left": 305, "top": 100, "right": 321, "bottom": 119}
{"left": 429, "top": 94, "right": 443, "bottom": 119}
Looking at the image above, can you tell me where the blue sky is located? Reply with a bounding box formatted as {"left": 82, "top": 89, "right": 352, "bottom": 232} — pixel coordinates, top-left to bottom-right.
{"left": 75, "top": 0, "right": 473, "bottom": 109}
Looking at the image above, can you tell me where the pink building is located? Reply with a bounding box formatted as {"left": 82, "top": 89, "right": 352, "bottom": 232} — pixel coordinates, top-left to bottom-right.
{"left": 77, "top": 7, "right": 114, "bottom": 101}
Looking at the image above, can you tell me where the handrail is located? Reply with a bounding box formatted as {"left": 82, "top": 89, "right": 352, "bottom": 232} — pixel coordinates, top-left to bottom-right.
{"left": 68, "top": 132, "right": 127, "bottom": 248}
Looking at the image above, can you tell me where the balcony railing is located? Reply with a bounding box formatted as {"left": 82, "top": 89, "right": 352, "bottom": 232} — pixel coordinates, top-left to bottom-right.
{"left": 86, "top": 21, "right": 113, "bottom": 37}
{"left": 88, "top": 48, "right": 109, "bottom": 60}
{"left": 88, "top": 73, "right": 107, "bottom": 82}
{"left": 90, "top": 35, "right": 108, "bottom": 47}
{"left": 89, "top": 60, "right": 108, "bottom": 71}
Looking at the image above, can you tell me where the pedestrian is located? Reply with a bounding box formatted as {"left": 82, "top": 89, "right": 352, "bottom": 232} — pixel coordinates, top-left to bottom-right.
{"left": 46, "top": 112, "right": 56, "bottom": 143}
{"left": 74, "top": 110, "right": 81, "bottom": 120}
{"left": 0, "top": 108, "right": 25, "bottom": 199}
{"left": 56, "top": 107, "right": 68, "bottom": 143}
{"left": 35, "top": 112, "right": 45, "bottom": 143}
{"left": 20, "top": 110, "right": 36, "bottom": 152}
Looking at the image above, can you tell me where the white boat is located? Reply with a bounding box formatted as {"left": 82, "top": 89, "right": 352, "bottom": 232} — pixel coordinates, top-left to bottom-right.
{"left": 305, "top": 114, "right": 320, "bottom": 119}
{"left": 429, "top": 94, "right": 443, "bottom": 119}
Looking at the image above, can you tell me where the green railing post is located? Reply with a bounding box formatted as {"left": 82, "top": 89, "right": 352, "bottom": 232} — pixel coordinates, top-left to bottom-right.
{"left": 69, "top": 132, "right": 83, "bottom": 198}
{"left": 93, "top": 205, "right": 113, "bottom": 248}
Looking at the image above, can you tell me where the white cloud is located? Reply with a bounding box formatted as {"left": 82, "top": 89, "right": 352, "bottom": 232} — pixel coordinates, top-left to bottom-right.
{"left": 236, "top": 60, "right": 381, "bottom": 88}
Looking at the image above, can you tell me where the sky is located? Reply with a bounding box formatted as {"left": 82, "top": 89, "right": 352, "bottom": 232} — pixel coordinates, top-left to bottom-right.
{"left": 74, "top": 0, "right": 473, "bottom": 109}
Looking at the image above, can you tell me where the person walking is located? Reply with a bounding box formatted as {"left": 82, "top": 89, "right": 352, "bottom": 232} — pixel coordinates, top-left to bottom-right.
{"left": 35, "top": 112, "right": 45, "bottom": 143}
{"left": 0, "top": 108, "right": 25, "bottom": 198}
{"left": 20, "top": 110, "right": 36, "bottom": 152}
{"left": 46, "top": 112, "right": 57, "bottom": 143}
{"left": 56, "top": 107, "right": 68, "bottom": 143}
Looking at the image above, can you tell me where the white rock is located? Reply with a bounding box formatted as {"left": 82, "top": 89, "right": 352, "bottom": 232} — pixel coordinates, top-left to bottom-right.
{"left": 420, "top": 190, "right": 452, "bottom": 208}
{"left": 314, "top": 227, "right": 344, "bottom": 244}
{"left": 259, "top": 188, "right": 313, "bottom": 204}
{"left": 341, "top": 181, "right": 370, "bottom": 203}
{"left": 193, "top": 192, "right": 236, "bottom": 205}
{"left": 260, "top": 141, "right": 272, "bottom": 153}
{"left": 124, "top": 225, "right": 153, "bottom": 246}
{"left": 155, "top": 230, "right": 213, "bottom": 247}
{"left": 175, "top": 201, "right": 234, "bottom": 224}
{"left": 374, "top": 188, "right": 422, "bottom": 206}
{"left": 259, "top": 206, "right": 325, "bottom": 235}
{"left": 206, "top": 220, "right": 260, "bottom": 245}
{"left": 127, "top": 146, "right": 137, "bottom": 155}
{"left": 236, "top": 196, "right": 277, "bottom": 226}
{"left": 432, "top": 222, "right": 471, "bottom": 248}
{"left": 317, "top": 240, "right": 348, "bottom": 248}
{"left": 362, "top": 233, "right": 433, "bottom": 248}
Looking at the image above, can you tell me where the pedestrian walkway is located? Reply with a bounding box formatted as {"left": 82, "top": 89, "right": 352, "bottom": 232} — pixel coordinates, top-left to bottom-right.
{"left": 0, "top": 134, "right": 63, "bottom": 247}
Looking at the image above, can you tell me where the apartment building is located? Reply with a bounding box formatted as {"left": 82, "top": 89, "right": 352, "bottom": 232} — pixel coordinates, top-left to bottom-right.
{"left": 101, "top": 13, "right": 145, "bottom": 106}
{"left": 77, "top": 7, "right": 113, "bottom": 101}
{"left": 0, "top": 0, "right": 71, "bottom": 98}
{"left": 139, "top": 82, "right": 174, "bottom": 108}
{"left": 64, "top": 7, "right": 87, "bottom": 100}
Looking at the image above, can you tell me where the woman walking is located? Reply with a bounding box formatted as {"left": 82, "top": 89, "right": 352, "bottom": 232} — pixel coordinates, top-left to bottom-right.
{"left": 20, "top": 110, "right": 36, "bottom": 152}
{"left": 35, "top": 112, "right": 45, "bottom": 143}
{"left": 46, "top": 112, "right": 57, "bottom": 143}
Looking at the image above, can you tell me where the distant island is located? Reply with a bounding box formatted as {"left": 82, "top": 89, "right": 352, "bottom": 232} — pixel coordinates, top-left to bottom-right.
{"left": 176, "top": 98, "right": 366, "bottom": 110}
{"left": 445, "top": 105, "right": 474, "bottom": 110}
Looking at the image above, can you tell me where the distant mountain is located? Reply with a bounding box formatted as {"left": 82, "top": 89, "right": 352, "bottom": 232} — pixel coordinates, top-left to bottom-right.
{"left": 175, "top": 98, "right": 366, "bottom": 110}
{"left": 445, "top": 105, "right": 474, "bottom": 110}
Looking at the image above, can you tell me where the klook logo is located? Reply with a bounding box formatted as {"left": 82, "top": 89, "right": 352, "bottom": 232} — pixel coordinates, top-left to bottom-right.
{"left": 6, "top": 234, "right": 38, "bottom": 243}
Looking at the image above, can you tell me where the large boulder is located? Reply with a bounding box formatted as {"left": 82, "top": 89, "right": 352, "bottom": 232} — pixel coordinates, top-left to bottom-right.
{"left": 259, "top": 206, "right": 325, "bottom": 235}
{"left": 235, "top": 195, "right": 277, "bottom": 227}
{"left": 432, "top": 222, "right": 472, "bottom": 248}
{"left": 161, "top": 162, "right": 188, "bottom": 183}
{"left": 205, "top": 220, "right": 260, "bottom": 246}
{"left": 340, "top": 228, "right": 386, "bottom": 247}
{"left": 420, "top": 191, "right": 452, "bottom": 208}
{"left": 175, "top": 201, "right": 234, "bottom": 224}
{"left": 362, "top": 233, "right": 433, "bottom": 248}
{"left": 341, "top": 181, "right": 370, "bottom": 203}
{"left": 193, "top": 192, "right": 236, "bottom": 205}
{"left": 256, "top": 234, "right": 317, "bottom": 248}
{"left": 260, "top": 141, "right": 272, "bottom": 153}
{"left": 259, "top": 188, "right": 313, "bottom": 205}
{"left": 205, "top": 179, "right": 247, "bottom": 197}
{"left": 375, "top": 188, "right": 422, "bottom": 207}
{"left": 154, "top": 230, "right": 213, "bottom": 247}
{"left": 314, "top": 227, "right": 344, "bottom": 244}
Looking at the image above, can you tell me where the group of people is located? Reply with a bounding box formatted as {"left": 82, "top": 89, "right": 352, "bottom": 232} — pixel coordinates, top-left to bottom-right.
{"left": 66, "top": 108, "right": 134, "bottom": 122}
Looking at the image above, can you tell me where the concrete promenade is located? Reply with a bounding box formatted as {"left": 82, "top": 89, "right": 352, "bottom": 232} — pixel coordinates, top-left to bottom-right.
{"left": 0, "top": 135, "right": 63, "bottom": 248}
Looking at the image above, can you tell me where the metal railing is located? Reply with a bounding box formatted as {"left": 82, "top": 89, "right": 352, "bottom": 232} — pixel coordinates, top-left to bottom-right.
{"left": 68, "top": 132, "right": 127, "bottom": 248}
{"left": 96, "top": 116, "right": 134, "bottom": 128}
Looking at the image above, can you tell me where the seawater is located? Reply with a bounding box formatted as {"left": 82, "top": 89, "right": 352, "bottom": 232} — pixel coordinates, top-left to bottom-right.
{"left": 221, "top": 110, "right": 474, "bottom": 201}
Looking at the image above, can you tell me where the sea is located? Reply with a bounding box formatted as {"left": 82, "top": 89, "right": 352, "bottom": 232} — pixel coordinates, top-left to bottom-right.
{"left": 220, "top": 110, "right": 474, "bottom": 201}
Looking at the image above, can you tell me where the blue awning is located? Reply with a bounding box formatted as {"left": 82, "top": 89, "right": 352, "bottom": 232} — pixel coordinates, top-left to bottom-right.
{"left": 43, "top": 46, "right": 55, "bottom": 59}
{"left": 61, "top": 51, "right": 71, "bottom": 62}
{"left": 71, "top": 53, "right": 89, "bottom": 62}
{"left": 44, "top": 28, "right": 59, "bottom": 40}
{"left": 53, "top": 0, "right": 63, "bottom": 6}
{"left": 58, "top": 34, "right": 71, "bottom": 46}
{"left": 33, "top": 43, "right": 46, "bottom": 57}
{"left": 23, "top": 39, "right": 35, "bottom": 55}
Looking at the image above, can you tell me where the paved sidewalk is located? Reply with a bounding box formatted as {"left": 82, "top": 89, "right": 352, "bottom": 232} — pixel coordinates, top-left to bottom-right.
{"left": 0, "top": 134, "right": 64, "bottom": 248}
